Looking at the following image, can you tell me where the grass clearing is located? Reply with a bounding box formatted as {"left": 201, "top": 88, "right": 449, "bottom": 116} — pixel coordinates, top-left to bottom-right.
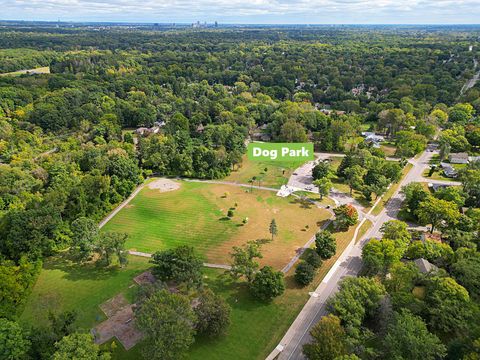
{"left": 0, "top": 66, "right": 50, "bottom": 76}
{"left": 225, "top": 154, "right": 305, "bottom": 188}
{"left": 102, "top": 180, "right": 330, "bottom": 270}
{"left": 22, "top": 218, "right": 366, "bottom": 360}
{"left": 20, "top": 255, "right": 151, "bottom": 329}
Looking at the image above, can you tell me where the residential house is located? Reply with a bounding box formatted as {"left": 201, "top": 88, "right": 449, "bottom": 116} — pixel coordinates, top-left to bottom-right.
{"left": 428, "top": 183, "right": 451, "bottom": 193}
{"left": 440, "top": 162, "right": 457, "bottom": 178}
{"left": 361, "top": 132, "right": 385, "bottom": 148}
{"left": 449, "top": 152, "right": 469, "bottom": 164}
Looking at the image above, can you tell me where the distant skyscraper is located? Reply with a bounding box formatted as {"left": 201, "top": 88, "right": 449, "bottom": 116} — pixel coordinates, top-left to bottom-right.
{"left": 215, "top": 21, "right": 218, "bottom": 28}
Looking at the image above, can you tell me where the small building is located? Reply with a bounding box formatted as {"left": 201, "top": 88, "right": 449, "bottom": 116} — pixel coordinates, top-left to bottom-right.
{"left": 440, "top": 162, "right": 457, "bottom": 178}
{"left": 414, "top": 258, "right": 438, "bottom": 274}
{"left": 362, "top": 132, "right": 385, "bottom": 148}
{"left": 428, "top": 183, "right": 451, "bottom": 193}
{"left": 469, "top": 156, "right": 480, "bottom": 164}
{"left": 449, "top": 152, "right": 469, "bottom": 164}
{"left": 135, "top": 127, "right": 149, "bottom": 136}
{"left": 196, "top": 123, "right": 205, "bottom": 133}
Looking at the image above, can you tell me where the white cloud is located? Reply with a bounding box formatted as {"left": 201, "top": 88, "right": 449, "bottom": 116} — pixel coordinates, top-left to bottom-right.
{"left": 0, "top": 0, "right": 479, "bottom": 23}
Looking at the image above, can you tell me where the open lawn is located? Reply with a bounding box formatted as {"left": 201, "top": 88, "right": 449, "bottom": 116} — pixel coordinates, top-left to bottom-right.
{"left": 20, "top": 255, "right": 151, "bottom": 329}
{"left": 225, "top": 154, "right": 305, "bottom": 188}
{"left": 102, "top": 180, "right": 331, "bottom": 270}
{"left": 111, "top": 222, "right": 366, "bottom": 360}
{"left": 21, "top": 218, "right": 368, "bottom": 360}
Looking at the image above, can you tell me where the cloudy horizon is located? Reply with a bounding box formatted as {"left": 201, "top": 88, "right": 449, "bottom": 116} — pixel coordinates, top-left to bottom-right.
{"left": 1, "top": 0, "right": 480, "bottom": 24}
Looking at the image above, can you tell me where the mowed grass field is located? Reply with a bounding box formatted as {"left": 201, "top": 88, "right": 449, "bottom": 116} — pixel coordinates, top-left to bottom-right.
{"left": 225, "top": 154, "right": 305, "bottom": 188}
{"left": 20, "top": 255, "right": 151, "bottom": 329}
{"left": 20, "top": 216, "right": 370, "bottom": 360}
{"left": 102, "top": 180, "right": 331, "bottom": 269}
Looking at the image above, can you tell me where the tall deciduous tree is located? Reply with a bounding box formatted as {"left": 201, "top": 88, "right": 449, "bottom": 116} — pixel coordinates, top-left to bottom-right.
{"left": 313, "top": 178, "right": 332, "bottom": 200}
{"left": 229, "top": 239, "right": 266, "bottom": 283}
{"left": 315, "top": 231, "right": 336, "bottom": 259}
{"left": 383, "top": 310, "right": 446, "bottom": 360}
{"left": 194, "top": 289, "right": 231, "bottom": 337}
{"left": 416, "top": 197, "right": 460, "bottom": 233}
{"left": 53, "top": 333, "right": 109, "bottom": 360}
{"left": 303, "top": 314, "right": 348, "bottom": 360}
{"left": 151, "top": 246, "right": 203, "bottom": 287}
{"left": 251, "top": 266, "right": 285, "bottom": 302}
{"left": 0, "top": 318, "right": 31, "bottom": 360}
{"left": 136, "top": 290, "right": 196, "bottom": 360}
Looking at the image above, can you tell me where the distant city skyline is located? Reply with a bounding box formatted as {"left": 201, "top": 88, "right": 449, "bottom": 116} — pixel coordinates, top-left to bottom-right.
{"left": 1, "top": 0, "right": 480, "bottom": 25}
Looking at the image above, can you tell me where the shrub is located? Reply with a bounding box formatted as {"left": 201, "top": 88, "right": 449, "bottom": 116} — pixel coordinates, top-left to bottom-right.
{"left": 295, "top": 261, "right": 315, "bottom": 286}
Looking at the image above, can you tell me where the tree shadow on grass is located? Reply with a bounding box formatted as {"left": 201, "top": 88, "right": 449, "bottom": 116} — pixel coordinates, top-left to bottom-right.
{"left": 44, "top": 253, "right": 123, "bottom": 282}
{"left": 205, "top": 271, "right": 269, "bottom": 312}
{"left": 290, "top": 198, "right": 313, "bottom": 209}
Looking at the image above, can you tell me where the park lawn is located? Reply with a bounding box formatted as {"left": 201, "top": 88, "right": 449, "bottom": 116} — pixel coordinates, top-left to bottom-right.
{"left": 20, "top": 255, "right": 151, "bottom": 329}
{"left": 22, "top": 220, "right": 366, "bottom": 360}
{"left": 225, "top": 154, "right": 305, "bottom": 188}
{"left": 102, "top": 180, "right": 331, "bottom": 270}
{"left": 293, "top": 191, "right": 336, "bottom": 207}
{"left": 188, "top": 221, "right": 366, "bottom": 360}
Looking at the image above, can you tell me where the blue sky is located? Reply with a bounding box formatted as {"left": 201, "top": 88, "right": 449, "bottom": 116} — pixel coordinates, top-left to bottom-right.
{"left": 1, "top": 0, "right": 479, "bottom": 24}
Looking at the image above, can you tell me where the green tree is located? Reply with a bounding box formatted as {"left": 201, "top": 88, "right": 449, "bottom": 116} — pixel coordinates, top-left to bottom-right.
{"left": 251, "top": 266, "right": 285, "bottom": 302}
{"left": 401, "top": 182, "right": 430, "bottom": 217}
{"left": 312, "top": 161, "right": 331, "bottom": 180}
{"left": 269, "top": 219, "right": 278, "bottom": 241}
{"left": 229, "top": 240, "right": 265, "bottom": 283}
{"left": 53, "top": 333, "right": 109, "bottom": 360}
{"left": 96, "top": 232, "right": 128, "bottom": 266}
{"left": 295, "top": 261, "right": 316, "bottom": 286}
{"left": 328, "top": 277, "right": 386, "bottom": 329}
{"left": 383, "top": 309, "right": 446, "bottom": 360}
{"left": 0, "top": 318, "right": 31, "bottom": 360}
{"left": 416, "top": 197, "right": 460, "bottom": 233}
{"left": 434, "top": 186, "right": 466, "bottom": 208}
{"left": 303, "top": 314, "right": 347, "bottom": 360}
{"left": 279, "top": 120, "right": 308, "bottom": 142}
{"left": 314, "top": 178, "right": 333, "bottom": 200}
{"left": 380, "top": 220, "right": 411, "bottom": 246}
{"left": 194, "top": 289, "right": 231, "bottom": 337}
{"left": 333, "top": 204, "right": 358, "bottom": 230}
{"left": 450, "top": 249, "right": 480, "bottom": 299}
{"left": 362, "top": 239, "right": 405, "bottom": 275}
{"left": 136, "top": 290, "right": 196, "bottom": 360}
{"left": 151, "top": 246, "right": 203, "bottom": 287}
{"left": 344, "top": 165, "right": 365, "bottom": 195}
{"left": 315, "top": 230, "right": 336, "bottom": 259}
{"left": 425, "top": 277, "right": 472, "bottom": 334}
{"left": 71, "top": 217, "right": 98, "bottom": 260}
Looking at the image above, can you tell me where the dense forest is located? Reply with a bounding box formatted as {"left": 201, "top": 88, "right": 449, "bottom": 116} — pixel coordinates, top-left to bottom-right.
{"left": 1, "top": 24, "right": 480, "bottom": 359}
